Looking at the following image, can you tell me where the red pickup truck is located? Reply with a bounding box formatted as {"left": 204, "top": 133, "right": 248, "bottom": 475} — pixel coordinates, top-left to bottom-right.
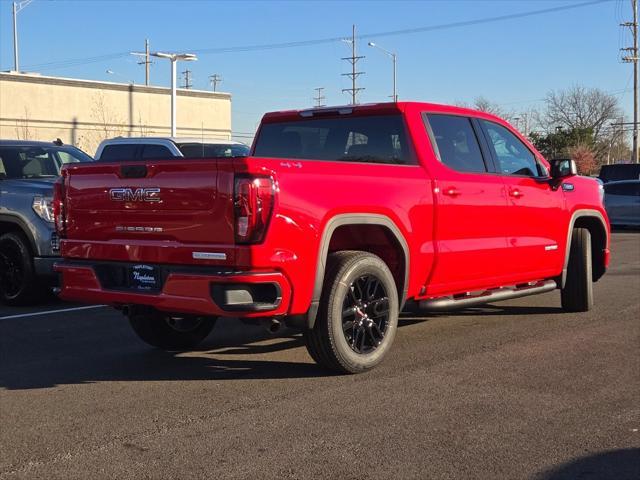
{"left": 54, "top": 102, "right": 610, "bottom": 373}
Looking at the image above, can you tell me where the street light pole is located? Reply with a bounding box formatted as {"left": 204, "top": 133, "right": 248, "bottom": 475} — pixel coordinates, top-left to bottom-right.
{"left": 170, "top": 58, "right": 177, "bottom": 137}
{"left": 12, "top": 0, "right": 34, "bottom": 72}
{"left": 12, "top": 2, "right": 18, "bottom": 71}
{"left": 368, "top": 42, "right": 398, "bottom": 102}
{"left": 149, "top": 52, "right": 197, "bottom": 137}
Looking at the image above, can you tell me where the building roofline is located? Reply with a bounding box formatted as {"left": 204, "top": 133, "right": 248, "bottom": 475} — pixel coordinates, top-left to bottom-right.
{"left": 0, "top": 71, "right": 231, "bottom": 100}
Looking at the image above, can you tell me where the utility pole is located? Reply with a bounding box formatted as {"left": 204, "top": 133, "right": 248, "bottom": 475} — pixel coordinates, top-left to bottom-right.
{"left": 209, "top": 74, "right": 222, "bottom": 92}
{"left": 181, "top": 69, "right": 193, "bottom": 89}
{"left": 130, "top": 39, "right": 153, "bottom": 86}
{"left": 12, "top": 0, "right": 34, "bottom": 72}
{"left": 621, "top": 0, "right": 639, "bottom": 163}
{"left": 341, "top": 24, "right": 365, "bottom": 104}
{"left": 313, "top": 87, "right": 326, "bottom": 107}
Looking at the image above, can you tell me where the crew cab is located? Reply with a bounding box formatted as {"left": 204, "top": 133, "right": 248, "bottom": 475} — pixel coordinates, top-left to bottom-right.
{"left": 54, "top": 102, "right": 610, "bottom": 373}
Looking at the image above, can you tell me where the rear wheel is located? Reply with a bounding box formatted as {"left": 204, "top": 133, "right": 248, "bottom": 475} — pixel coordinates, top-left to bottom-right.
{"left": 561, "top": 227, "right": 594, "bottom": 312}
{"left": 128, "top": 309, "right": 217, "bottom": 350}
{"left": 0, "top": 232, "right": 40, "bottom": 305}
{"left": 304, "top": 251, "right": 399, "bottom": 374}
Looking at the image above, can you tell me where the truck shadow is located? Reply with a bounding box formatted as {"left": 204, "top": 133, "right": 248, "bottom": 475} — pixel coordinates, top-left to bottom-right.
{"left": 533, "top": 448, "right": 640, "bottom": 480}
{"left": 1, "top": 303, "right": 564, "bottom": 390}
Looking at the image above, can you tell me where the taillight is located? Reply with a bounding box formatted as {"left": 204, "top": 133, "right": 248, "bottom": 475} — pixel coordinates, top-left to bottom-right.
{"left": 53, "top": 177, "right": 66, "bottom": 238}
{"left": 234, "top": 176, "right": 275, "bottom": 244}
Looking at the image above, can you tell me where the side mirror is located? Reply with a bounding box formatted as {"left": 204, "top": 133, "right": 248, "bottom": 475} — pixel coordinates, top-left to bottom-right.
{"left": 550, "top": 158, "right": 577, "bottom": 179}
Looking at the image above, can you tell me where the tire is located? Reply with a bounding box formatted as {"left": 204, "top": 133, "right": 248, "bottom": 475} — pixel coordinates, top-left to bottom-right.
{"left": 561, "top": 227, "right": 594, "bottom": 312}
{"left": 0, "top": 232, "right": 40, "bottom": 305}
{"left": 128, "top": 309, "right": 217, "bottom": 350}
{"left": 304, "top": 251, "right": 399, "bottom": 374}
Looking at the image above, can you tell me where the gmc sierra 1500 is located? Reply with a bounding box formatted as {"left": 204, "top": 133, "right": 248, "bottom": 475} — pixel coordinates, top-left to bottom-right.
{"left": 54, "top": 102, "right": 610, "bottom": 373}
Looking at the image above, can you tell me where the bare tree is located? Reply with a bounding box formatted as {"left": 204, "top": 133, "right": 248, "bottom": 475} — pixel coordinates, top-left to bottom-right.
{"left": 456, "top": 97, "right": 514, "bottom": 122}
{"left": 77, "top": 93, "right": 127, "bottom": 153}
{"left": 544, "top": 86, "right": 620, "bottom": 144}
{"left": 14, "top": 107, "right": 32, "bottom": 140}
{"left": 570, "top": 144, "right": 597, "bottom": 175}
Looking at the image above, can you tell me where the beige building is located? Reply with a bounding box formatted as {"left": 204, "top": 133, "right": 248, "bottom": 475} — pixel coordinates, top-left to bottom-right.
{"left": 0, "top": 72, "right": 232, "bottom": 155}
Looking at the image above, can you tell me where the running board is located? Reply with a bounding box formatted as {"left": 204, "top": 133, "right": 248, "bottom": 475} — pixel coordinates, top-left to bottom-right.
{"left": 418, "top": 280, "right": 557, "bottom": 312}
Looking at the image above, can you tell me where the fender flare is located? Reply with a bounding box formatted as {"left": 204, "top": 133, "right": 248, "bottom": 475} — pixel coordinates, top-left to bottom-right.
{"left": 306, "top": 213, "right": 410, "bottom": 328}
{"left": 560, "top": 209, "right": 608, "bottom": 288}
{"left": 0, "top": 214, "right": 38, "bottom": 254}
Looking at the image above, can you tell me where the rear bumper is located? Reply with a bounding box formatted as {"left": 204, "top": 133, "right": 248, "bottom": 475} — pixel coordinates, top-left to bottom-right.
{"left": 54, "top": 260, "right": 291, "bottom": 318}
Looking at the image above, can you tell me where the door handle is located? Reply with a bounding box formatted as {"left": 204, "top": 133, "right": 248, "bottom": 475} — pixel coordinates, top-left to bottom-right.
{"left": 443, "top": 187, "right": 461, "bottom": 197}
{"left": 509, "top": 189, "right": 524, "bottom": 198}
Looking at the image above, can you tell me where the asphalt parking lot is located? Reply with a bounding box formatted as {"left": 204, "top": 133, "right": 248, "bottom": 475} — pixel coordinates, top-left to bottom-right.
{"left": 0, "top": 233, "right": 638, "bottom": 480}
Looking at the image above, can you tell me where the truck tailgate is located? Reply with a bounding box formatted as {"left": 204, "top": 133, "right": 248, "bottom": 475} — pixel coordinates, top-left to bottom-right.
{"left": 61, "top": 159, "right": 235, "bottom": 264}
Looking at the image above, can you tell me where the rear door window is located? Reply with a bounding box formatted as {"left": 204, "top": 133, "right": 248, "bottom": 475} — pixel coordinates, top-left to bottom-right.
{"left": 253, "top": 115, "right": 416, "bottom": 165}
{"left": 99, "top": 144, "right": 139, "bottom": 161}
{"left": 425, "top": 114, "right": 487, "bottom": 173}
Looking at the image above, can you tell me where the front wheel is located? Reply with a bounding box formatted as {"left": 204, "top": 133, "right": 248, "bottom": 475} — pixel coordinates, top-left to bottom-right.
{"left": 0, "top": 232, "right": 40, "bottom": 305}
{"left": 561, "top": 227, "right": 594, "bottom": 312}
{"left": 128, "top": 309, "right": 217, "bottom": 350}
{"left": 304, "top": 251, "right": 399, "bottom": 374}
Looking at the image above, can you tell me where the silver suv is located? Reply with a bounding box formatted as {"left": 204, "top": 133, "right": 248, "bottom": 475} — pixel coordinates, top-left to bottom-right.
{"left": 95, "top": 137, "right": 250, "bottom": 161}
{"left": 0, "top": 140, "right": 93, "bottom": 305}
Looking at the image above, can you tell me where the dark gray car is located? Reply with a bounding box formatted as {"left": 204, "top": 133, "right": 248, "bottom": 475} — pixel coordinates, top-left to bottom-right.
{"left": 0, "top": 140, "right": 93, "bottom": 304}
{"left": 604, "top": 180, "right": 640, "bottom": 228}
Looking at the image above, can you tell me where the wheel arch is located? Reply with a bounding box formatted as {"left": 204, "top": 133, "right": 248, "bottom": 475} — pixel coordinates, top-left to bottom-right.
{"left": 0, "top": 214, "right": 37, "bottom": 255}
{"left": 306, "top": 214, "right": 410, "bottom": 328}
{"left": 561, "top": 209, "right": 609, "bottom": 288}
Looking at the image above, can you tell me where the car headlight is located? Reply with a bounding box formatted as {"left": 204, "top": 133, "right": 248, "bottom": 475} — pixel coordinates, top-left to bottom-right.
{"left": 32, "top": 196, "right": 55, "bottom": 223}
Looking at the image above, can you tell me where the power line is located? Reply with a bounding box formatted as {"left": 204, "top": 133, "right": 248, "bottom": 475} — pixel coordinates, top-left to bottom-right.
{"left": 21, "top": 0, "right": 611, "bottom": 72}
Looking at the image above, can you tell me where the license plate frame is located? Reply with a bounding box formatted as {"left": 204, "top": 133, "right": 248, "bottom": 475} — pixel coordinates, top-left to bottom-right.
{"left": 128, "top": 264, "right": 161, "bottom": 292}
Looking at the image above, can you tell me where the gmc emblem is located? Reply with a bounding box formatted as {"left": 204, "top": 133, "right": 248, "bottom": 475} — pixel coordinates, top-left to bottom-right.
{"left": 109, "top": 187, "right": 161, "bottom": 203}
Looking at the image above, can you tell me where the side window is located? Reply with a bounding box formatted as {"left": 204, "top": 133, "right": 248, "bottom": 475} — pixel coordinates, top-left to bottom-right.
{"left": 55, "top": 151, "right": 82, "bottom": 164}
{"left": 99, "top": 144, "right": 138, "bottom": 161}
{"left": 481, "top": 120, "right": 543, "bottom": 177}
{"left": 141, "top": 144, "right": 173, "bottom": 159}
{"left": 426, "top": 114, "right": 487, "bottom": 173}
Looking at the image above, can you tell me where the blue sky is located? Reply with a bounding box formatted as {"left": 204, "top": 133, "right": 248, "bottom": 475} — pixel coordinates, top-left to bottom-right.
{"left": 0, "top": 0, "right": 633, "bottom": 139}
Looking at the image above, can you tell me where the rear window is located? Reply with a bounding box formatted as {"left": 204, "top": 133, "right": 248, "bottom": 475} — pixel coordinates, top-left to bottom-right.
{"left": 141, "top": 144, "right": 173, "bottom": 159}
{"left": 253, "top": 115, "right": 417, "bottom": 165}
{"left": 99, "top": 144, "right": 138, "bottom": 161}
{"left": 599, "top": 164, "right": 640, "bottom": 182}
{"left": 178, "top": 143, "right": 250, "bottom": 158}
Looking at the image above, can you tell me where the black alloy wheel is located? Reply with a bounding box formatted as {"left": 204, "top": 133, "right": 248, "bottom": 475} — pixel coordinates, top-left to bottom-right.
{"left": 341, "top": 274, "right": 390, "bottom": 354}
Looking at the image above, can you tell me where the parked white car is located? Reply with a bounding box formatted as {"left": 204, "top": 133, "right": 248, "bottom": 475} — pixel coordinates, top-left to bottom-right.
{"left": 95, "top": 137, "right": 250, "bottom": 161}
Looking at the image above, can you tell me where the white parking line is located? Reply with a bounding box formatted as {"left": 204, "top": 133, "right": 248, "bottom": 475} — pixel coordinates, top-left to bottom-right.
{"left": 0, "top": 305, "right": 107, "bottom": 320}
